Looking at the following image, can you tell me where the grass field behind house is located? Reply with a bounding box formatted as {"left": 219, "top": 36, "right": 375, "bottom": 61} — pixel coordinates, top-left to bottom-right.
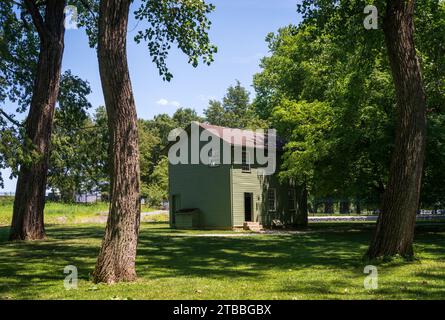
{"left": 0, "top": 197, "right": 163, "bottom": 225}
{"left": 0, "top": 221, "right": 444, "bottom": 300}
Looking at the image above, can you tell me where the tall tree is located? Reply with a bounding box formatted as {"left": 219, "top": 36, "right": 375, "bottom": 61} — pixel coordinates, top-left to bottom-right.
{"left": 9, "top": 0, "right": 66, "bottom": 241}
{"left": 93, "top": 0, "right": 216, "bottom": 283}
{"left": 172, "top": 107, "right": 203, "bottom": 128}
{"left": 367, "top": 0, "right": 428, "bottom": 258}
{"left": 274, "top": 0, "right": 441, "bottom": 258}
{"left": 0, "top": 1, "right": 38, "bottom": 188}
{"left": 254, "top": 22, "right": 395, "bottom": 215}
{"left": 204, "top": 81, "right": 267, "bottom": 129}
{"left": 93, "top": 0, "right": 140, "bottom": 283}
{"left": 1, "top": 0, "right": 100, "bottom": 240}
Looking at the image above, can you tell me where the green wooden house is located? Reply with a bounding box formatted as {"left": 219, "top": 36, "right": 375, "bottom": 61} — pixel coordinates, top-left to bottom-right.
{"left": 168, "top": 123, "right": 307, "bottom": 230}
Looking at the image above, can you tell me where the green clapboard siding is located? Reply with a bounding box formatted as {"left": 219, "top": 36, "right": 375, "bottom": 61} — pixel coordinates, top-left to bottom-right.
{"left": 231, "top": 167, "right": 264, "bottom": 227}
{"left": 169, "top": 162, "right": 232, "bottom": 229}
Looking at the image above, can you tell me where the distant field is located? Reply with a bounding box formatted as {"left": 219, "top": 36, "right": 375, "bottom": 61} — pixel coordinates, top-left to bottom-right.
{"left": 0, "top": 197, "right": 161, "bottom": 225}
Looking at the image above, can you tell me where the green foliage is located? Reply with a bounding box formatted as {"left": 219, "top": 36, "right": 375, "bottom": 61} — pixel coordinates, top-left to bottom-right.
{"left": 417, "top": 1, "right": 445, "bottom": 206}
{"left": 141, "top": 157, "right": 169, "bottom": 207}
{"left": 254, "top": 1, "right": 445, "bottom": 204}
{"left": 172, "top": 107, "right": 203, "bottom": 127}
{"left": 0, "top": 1, "right": 103, "bottom": 189}
{"left": 138, "top": 119, "right": 162, "bottom": 188}
{"left": 423, "top": 114, "right": 445, "bottom": 206}
{"left": 0, "top": 1, "right": 40, "bottom": 187}
{"left": 204, "top": 81, "right": 268, "bottom": 129}
{"left": 254, "top": 24, "right": 392, "bottom": 199}
{"left": 0, "top": 126, "right": 38, "bottom": 188}
{"left": 56, "top": 70, "right": 92, "bottom": 126}
{"left": 74, "top": 0, "right": 100, "bottom": 48}
{"left": 139, "top": 108, "right": 201, "bottom": 206}
{"left": 134, "top": 0, "right": 217, "bottom": 81}
{"left": 48, "top": 93, "right": 109, "bottom": 202}
{"left": 0, "top": 1, "right": 38, "bottom": 112}
{"left": 272, "top": 100, "right": 334, "bottom": 185}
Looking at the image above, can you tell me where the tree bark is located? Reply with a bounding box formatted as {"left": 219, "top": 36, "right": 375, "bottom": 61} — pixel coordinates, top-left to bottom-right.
{"left": 324, "top": 198, "right": 334, "bottom": 214}
{"left": 355, "top": 199, "right": 361, "bottom": 214}
{"left": 367, "top": 0, "right": 427, "bottom": 259}
{"left": 295, "top": 186, "right": 308, "bottom": 227}
{"left": 93, "top": 0, "right": 141, "bottom": 284}
{"left": 340, "top": 201, "right": 350, "bottom": 214}
{"left": 9, "top": 0, "right": 66, "bottom": 241}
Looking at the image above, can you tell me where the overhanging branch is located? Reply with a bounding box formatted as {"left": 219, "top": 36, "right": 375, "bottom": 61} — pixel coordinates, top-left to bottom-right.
{"left": 0, "top": 108, "right": 23, "bottom": 127}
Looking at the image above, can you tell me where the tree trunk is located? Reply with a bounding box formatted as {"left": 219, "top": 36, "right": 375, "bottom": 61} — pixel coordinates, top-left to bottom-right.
{"left": 93, "top": 0, "right": 141, "bottom": 284}
{"left": 295, "top": 186, "right": 308, "bottom": 227}
{"left": 355, "top": 200, "right": 361, "bottom": 214}
{"left": 367, "top": 0, "right": 427, "bottom": 259}
{"left": 9, "top": 0, "right": 66, "bottom": 241}
{"left": 313, "top": 201, "right": 321, "bottom": 213}
{"left": 324, "top": 198, "right": 334, "bottom": 214}
{"left": 340, "top": 201, "right": 350, "bottom": 214}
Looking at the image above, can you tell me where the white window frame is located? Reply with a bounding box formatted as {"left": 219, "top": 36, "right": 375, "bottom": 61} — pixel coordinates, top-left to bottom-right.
{"left": 268, "top": 188, "right": 277, "bottom": 212}
{"left": 242, "top": 150, "right": 251, "bottom": 173}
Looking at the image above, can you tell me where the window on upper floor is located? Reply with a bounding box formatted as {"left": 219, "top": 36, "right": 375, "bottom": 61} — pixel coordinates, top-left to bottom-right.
{"left": 268, "top": 188, "right": 276, "bottom": 212}
{"left": 242, "top": 150, "right": 251, "bottom": 173}
{"left": 208, "top": 149, "right": 220, "bottom": 167}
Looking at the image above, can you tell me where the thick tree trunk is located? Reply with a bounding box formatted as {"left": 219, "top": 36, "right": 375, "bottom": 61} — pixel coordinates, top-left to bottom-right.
{"left": 9, "top": 0, "right": 66, "bottom": 241}
{"left": 367, "top": 0, "right": 427, "bottom": 259}
{"left": 93, "top": 0, "right": 141, "bottom": 284}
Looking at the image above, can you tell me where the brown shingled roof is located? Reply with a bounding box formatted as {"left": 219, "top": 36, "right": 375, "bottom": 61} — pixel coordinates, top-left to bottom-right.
{"left": 163, "top": 122, "right": 284, "bottom": 154}
{"left": 197, "top": 122, "right": 283, "bottom": 150}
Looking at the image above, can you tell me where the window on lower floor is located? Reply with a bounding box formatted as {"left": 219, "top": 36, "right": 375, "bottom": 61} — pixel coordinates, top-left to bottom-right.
{"left": 268, "top": 188, "right": 276, "bottom": 212}
{"left": 288, "top": 189, "right": 296, "bottom": 212}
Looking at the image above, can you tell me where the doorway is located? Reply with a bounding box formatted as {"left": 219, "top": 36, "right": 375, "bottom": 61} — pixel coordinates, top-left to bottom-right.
{"left": 244, "top": 193, "right": 253, "bottom": 222}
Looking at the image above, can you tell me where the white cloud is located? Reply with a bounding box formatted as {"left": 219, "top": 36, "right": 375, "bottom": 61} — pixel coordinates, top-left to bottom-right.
{"left": 156, "top": 98, "right": 181, "bottom": 107}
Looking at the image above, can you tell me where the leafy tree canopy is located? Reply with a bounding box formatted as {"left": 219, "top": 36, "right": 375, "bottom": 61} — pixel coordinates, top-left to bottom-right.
{"left": 204, "top": 81, "right": 268, "bottom": 129}
{"left": 253, "top": 0, "right": 445, "bottom": 205}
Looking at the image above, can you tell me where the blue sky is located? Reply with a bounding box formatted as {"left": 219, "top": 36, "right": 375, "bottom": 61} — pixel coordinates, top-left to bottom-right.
{"left": 1, "top": 0, "right": 302, "bottom": 192}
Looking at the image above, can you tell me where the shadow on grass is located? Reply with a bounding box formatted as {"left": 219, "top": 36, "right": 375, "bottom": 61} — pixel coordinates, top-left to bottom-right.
{"left": 0, "top": 225, "right": 104, "bottom": 299}
{"left": 0, "top": 222, "right": 444, "bottom": 299}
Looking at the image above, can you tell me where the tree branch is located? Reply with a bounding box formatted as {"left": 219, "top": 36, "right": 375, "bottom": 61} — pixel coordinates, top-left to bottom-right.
{"left": 24, "top": 0, "right": 51, "bottom": 41}
{"left": 0, "top": 108, "right": 23, "bottom": 127}
{"left": 78, "top": 0, "right": 97, "bottom": 20}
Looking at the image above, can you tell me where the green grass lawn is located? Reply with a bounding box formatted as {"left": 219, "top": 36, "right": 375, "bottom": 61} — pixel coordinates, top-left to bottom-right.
{"left": 0, "top": 221, "right": 444, "bottom": 300}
